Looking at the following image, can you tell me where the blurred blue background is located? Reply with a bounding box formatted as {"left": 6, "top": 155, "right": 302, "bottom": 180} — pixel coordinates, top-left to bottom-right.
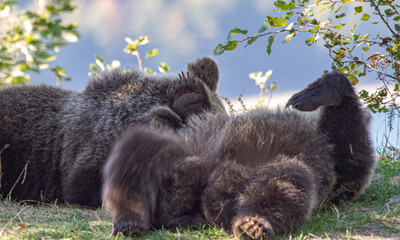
{"left": 16, "top": 0, "right": 400, "bottom": 149}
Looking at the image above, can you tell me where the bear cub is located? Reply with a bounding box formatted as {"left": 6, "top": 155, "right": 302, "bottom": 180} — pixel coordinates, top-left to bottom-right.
{"left": 103, "top": 72, "right": 376, "bottom": 239}
{"left": 0, "top": 57, "right": 225, "bottom": 208}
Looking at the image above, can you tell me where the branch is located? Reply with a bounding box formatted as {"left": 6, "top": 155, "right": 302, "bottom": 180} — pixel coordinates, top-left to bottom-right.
{"left": 379, "top": 74, "right": 400, "bottom": 113}
{"left": 370, "top": 0, "right": 400, "bottom": 38}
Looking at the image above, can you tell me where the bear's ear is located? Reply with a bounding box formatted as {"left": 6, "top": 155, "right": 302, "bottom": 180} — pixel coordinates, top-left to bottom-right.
{"left": 187, "top": 57, "right": 219, "bottom": 92}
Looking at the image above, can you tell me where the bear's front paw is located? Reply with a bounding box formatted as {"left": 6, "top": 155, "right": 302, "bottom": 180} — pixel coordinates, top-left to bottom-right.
{"left": 167, "top": 72, "right": 209, "bottom": 117}
{"left": 286, "top": 72, "right": 354, "bottom": 111}
{"left": 285, "top": 89, "right": 321, "bottom": 112}
{"left": 113, "top": 220, "right": 146, "bottom": 236}
{"left": 233, "top": 216, "right": 274, "bottom": 240}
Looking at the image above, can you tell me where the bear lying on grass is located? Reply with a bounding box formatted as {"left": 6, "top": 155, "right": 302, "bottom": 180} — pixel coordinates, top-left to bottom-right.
{"left": 103, "top": 72, "right": 376, "bottom": 239}
{"left": 0, "top": 57, "right": 225, "bottom": 208}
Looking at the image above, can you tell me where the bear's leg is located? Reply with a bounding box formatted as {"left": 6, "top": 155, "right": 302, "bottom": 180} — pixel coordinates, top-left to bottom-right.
{"left": 106, "top": 192, "right": 151, "bottom": 236}
{"left": 63, "top": 164, "right": 102, "bottom": 208}
{"left": 102, "top": 127, "right": 206, "bottom": 235}
{"left": 286, "top": 72, "right": 375, "bottom": 202}
{"left": 162, "top": 156, "right": 206, "bottom": 221}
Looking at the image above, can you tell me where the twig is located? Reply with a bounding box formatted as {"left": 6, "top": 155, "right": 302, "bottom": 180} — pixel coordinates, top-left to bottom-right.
{"left": 135, "top": 50, "right": 143, "bottom": 71}
{"left": 220, "top": 94, "right": 236, "bottom": 114}
{"left": 6, "top": 161, "right": 29, "bottom": 201}
{"left": 0, "top": 144, "right": 10, "bottom": 189}
{"left": 370, "top": 0, "right": 399, "bottom": 38}
{"left": 238, "top": 90, "right": 247, "bottom": 112}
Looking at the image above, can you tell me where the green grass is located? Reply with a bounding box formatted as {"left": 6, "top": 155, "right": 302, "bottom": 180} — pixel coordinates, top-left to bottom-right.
{"left": 1, "top": 152, "right": 399, "bottom": 240}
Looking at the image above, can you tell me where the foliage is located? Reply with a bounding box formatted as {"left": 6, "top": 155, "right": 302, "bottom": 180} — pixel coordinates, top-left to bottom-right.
{"left": 215, "top": 0, "right": 400, "bottom": 115}
{"left": 89, "top": 36, "right": 171, "bottom": 77}
{"left": 88, "top": 56, "right": 120, "bottom": 78}
{"left": 0, "top": 0, "right": 78, "bottom": 86}
{"left": 249, "top": 70, "right": 278, "bottom": 106}
{"left": 88, "top": 36, "right": 171, "bottom": 77}
{"left": 124, "top": 36, "right": 170, "bottom": 74}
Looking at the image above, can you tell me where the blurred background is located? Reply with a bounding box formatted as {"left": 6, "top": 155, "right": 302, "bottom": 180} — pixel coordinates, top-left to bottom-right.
{"left": 4, "top": 0, "right": 400, "bottom": 149}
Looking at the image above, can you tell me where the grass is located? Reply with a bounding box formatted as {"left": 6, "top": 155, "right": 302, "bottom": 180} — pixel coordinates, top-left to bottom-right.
{"left": 0, "top": 152, "right": 399, "bottom": 240}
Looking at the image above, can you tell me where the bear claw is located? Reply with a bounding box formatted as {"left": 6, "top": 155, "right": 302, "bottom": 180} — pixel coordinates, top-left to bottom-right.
{"left": 233, "top": 216, "right": 274, "bottom": 240}
{"left": 167, "top": 71, "right": 209, "bottom": 116}
{"left": 113, "top": 220, "right": 145, "bottom": 236}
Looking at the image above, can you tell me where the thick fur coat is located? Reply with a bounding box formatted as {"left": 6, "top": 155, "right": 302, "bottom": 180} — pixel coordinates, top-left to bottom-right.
{"left": 103, "top": 72, "right": 376, "bottom": 239}
{"left": 0, "top": 57, "right": 225, "bottom": 207}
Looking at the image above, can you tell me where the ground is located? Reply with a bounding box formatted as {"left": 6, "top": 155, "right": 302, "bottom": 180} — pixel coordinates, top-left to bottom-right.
{"left": 0, "top": 152, "right": 399, "bottom": 240}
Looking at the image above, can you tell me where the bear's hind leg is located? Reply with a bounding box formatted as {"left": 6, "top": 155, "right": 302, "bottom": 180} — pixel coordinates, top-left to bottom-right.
{"left": 286, "top": 72, "right": 375, "bottom": 202}
{"left": 102, "top": 126, "right": 206, "bottom": 235}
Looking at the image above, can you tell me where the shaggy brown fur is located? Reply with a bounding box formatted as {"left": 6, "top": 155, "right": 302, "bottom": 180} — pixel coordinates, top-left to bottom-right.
{"left": 0, "top": 57, "right": 225, "bottom": 208}
{"left": 103, "top": 72, "right": 376, "bottom": 239}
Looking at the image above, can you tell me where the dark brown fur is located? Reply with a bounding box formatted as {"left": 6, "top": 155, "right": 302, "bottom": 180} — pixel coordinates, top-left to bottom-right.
{"left": 103, "top": 72, "right": 376, "bottom": 239}
{"left": 0, "top": 57, "right": 225, "bottom": 207}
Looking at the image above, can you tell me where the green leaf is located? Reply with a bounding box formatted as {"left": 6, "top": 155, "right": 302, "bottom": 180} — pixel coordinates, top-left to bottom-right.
{"left": 348, "top": 75, "right": 358, "bottom": 85}
{"left": 384, "top": 9, "right": 395, "bottom": 17}
{"left": 305, "top": 36, "right": 315, "bottom": 46}
{"left": 362, "top": 46, "right": 370, "bottom": 52}
{"left": 284, "top": 11, "right": 294, "bottom": 19}
{"left": 283, "top": 32, "right": 295, "bottom": 43}
{"left": 245, "top": 37, "right": 258, "bottom": 47}
{"left": 145, "top": 48, "right": 158, "bottom": 59}
{"left": 274, "top": 0, "right": 286, "bottom": 9}
{"left": 354, "top": 6, "right": 363, "bottom": 15}
{"left": 88, "top": 72, "right": 99, "bottom": 78}
{"left": 224, "top": 40, "right": 238, "bottom": 51}
{"left": 394, "top": 16, "right": 400, "bottom": 21}
{"left": 89, "top": 63, "right": 100, "bottom": 71}
{"left": 264, "top": 69, "right": 273, "bottom": 81}
{"left": 125, "top": 36, "right": 149, "bottom": 47}
{"left": 395, "top": 24, "right": 400, "bottom": 32}
{"left": 144, "top": 68, "right": 153, "bottom": 74}
{"left": 335, "top": 13, "right": 345, "bottom": 19}
{"left": 266, "top": 35, "right": 274, "bottom": 55}
{"left": 334, "top": 24, "right": 345, "bottom": 30}
{"left": 267, "top": 16, "right": 288, "bottom": 27}
{"left": 95, "top": 56, "right": 105, "bottom": 72}
{"left": 361, "top": 14, "right": 370, "bottom": 21}
{"left": 274, "top": 1, "right": 295, "bottom": 11}
{"left": 258, "top": 19, "right": 271, "bottom": 33}
{"left": 158, "top": 62, "right": 170, "bottom": 73}
{"left": 214, "top": 44, "right": 225, "bottom": 55}
{"left": 227, "top": 28, "right": 248, "bottom": 41}
{"left": 268, "top": 82, "right": 278, "bottom": 91}
{"left": 394, "top": 83, "right": 399, "bottom": 91}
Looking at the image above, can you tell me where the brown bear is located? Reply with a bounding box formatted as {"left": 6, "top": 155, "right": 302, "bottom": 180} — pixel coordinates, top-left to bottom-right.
{"left": 0, "top": 57, "right": 226, "bottom": 208}
{"left": 102, "top": 72, "right": 376, "bottom": 239}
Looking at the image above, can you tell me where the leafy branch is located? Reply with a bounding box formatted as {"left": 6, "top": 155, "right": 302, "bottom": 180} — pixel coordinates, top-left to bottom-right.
{"left": 214, "top": 0, "right": 400, "bottom": 115}
{"left": 124, "top": 36, "right": 170, "bottom": 74}
{"left": 89, "top": 36, "right": 170, "bottom": 77}
{"left": 0, "top": 0, "right": 78, "bottom": 86}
